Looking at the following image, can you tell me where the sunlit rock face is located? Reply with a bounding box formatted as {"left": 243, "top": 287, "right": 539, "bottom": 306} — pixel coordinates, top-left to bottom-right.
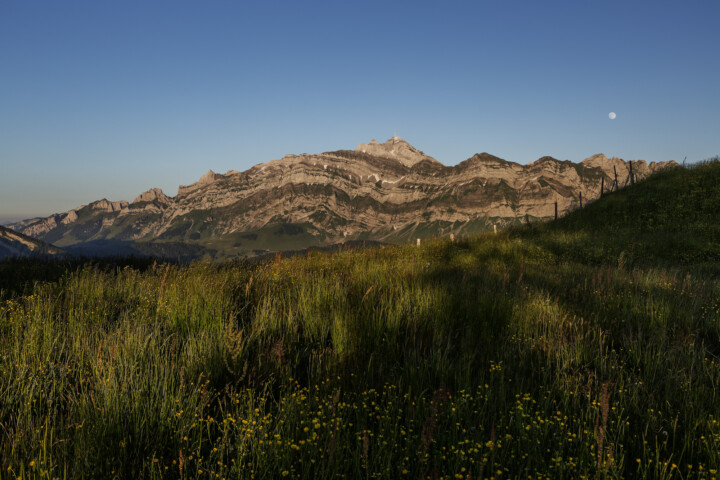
{"left": 9, "top": 138, "right": 677, "bottom": 257}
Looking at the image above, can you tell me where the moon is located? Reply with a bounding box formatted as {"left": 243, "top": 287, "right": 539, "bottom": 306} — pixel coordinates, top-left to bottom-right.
{"left": 609, "top": 112, "right": 616, "bottom": 120}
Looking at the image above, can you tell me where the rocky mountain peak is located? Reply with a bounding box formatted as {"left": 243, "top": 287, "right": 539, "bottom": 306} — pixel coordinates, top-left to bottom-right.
{"left": 91, "top": 199, "right": 128, "bottom": 212}
{"left": 533, "top": 156, "right": 562, "bottom": 164}
{"left": 582, "top": 153, "right": 613, "bottom": 166}
{"left": 199, "top": 170, "right": 220, "bottom": 184}
{"left": 178, "top": 170, "right": 225, "bottom": 196}
{"left": 470, "top": 152, "right": 508, "bottom": 163}
{"left": 355, "top": 137, "right": 439, "bottom": 167}
{"left": 581, "top": 153, "right": 631, "bottom": 175}
{"left": 133, "top": 188, "right": 171, "bottom": 204}
{"left": 585, "top": 153, "right": 608, "bottom": 161}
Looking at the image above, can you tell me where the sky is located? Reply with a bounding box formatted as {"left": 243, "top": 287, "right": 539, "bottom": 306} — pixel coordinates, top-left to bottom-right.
{"left": 1, "top": 0, "right": 719, "bottom": 223}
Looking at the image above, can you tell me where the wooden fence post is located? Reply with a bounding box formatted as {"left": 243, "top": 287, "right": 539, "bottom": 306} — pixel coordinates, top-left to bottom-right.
{"left": 613, "top": 166, "right": 619, "bottom": 191}
{"left": 601, "top": 176, "right": 605, "bottom": 196}
{"left": 555, "top": 201, "right": 558, "bottom": 220}
{"left": 579, "top": 192, "right": 583, "bottom": 208}
{"left": 416, "top": 238, "right": 421, "bottom": 247}
{"left": 629, "top": 161, "right": 635, "bottom": 185}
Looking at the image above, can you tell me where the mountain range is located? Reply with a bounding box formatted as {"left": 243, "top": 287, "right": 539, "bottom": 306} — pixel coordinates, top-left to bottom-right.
{"left": 8, "top": 138, "right": 677, "bottom": 260}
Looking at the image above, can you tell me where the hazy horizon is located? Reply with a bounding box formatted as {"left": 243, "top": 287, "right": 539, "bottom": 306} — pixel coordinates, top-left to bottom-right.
{"left": 2, "top": 0, "right": 719, "bottom": 221}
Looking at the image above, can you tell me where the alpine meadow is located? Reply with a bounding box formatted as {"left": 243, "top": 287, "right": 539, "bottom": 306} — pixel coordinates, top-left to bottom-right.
{"left": 1, "top": 160, "right": 720, "bottom": 479}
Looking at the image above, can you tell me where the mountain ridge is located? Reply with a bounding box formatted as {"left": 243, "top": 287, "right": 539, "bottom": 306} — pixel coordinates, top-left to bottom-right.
{"left": 9, "top": 138, "right": 678, "bottom": 259}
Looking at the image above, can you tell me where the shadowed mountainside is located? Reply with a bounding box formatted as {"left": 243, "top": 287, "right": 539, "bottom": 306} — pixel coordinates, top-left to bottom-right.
{"left": 0, "top": 224, "right": 64, "bottom": 259}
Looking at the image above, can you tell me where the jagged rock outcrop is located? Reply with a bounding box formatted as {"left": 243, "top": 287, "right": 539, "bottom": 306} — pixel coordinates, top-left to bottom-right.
{"left": 8, "top": 138, "right": 678, "bottom": 258}
{"left": 92, "top": 199, "right": 129, "bottom": 212}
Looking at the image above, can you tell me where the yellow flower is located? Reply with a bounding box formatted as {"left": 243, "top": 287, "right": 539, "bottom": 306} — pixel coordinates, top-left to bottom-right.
{"left": 281, "top": 471, "right": 289, "bottom": 477}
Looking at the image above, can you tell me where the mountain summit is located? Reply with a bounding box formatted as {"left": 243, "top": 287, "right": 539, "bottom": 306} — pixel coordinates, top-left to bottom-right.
{"left": 8, "top": 139, "right": 677, "bottom": 260}
{"left": 355, "top": 137, "right": 439, "bottom": 167}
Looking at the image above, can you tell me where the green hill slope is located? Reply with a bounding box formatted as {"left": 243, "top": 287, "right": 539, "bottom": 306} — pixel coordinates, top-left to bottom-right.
{"left": 529, "top": 159, "right": 720, "bottom": 271}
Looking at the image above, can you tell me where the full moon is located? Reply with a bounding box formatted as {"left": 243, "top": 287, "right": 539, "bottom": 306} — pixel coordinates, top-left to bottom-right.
{"left": 609, "top": 112, "right": 617, "bottom": 120}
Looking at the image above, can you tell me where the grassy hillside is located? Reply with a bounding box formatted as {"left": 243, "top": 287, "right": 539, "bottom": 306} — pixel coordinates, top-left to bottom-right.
{"left": 533, "top": 159, "right": 720, "bottom": 271}
{"left": 0, "top": 161, "right": 719, "bottom": 479}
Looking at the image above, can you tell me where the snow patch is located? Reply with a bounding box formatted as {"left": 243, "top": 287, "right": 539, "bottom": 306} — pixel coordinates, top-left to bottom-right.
{"left": 381, "top": 175, "right": 405, "bottom": 185}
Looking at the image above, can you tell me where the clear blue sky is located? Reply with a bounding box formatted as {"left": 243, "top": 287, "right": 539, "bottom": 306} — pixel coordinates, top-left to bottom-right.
{"left": 1, "top": 0, "right": 718, "bottom": 223}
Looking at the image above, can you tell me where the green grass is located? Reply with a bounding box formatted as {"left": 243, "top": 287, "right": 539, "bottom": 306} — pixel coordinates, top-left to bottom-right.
{"left": 1, "top": 160, "right": 720, "bottom": 479}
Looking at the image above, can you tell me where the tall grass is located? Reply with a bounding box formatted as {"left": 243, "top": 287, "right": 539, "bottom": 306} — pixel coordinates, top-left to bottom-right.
{"left": 1, "top": 161, "right": 720, "bottom": 479}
